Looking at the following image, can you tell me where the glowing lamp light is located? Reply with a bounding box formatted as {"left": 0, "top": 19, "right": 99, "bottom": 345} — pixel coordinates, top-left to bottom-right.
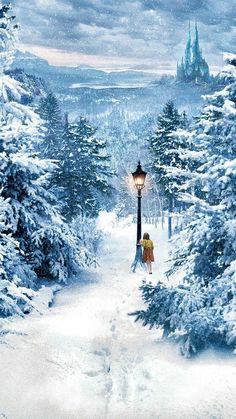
{"left": 132, "top": 161, "right": 147, "bottom": 191}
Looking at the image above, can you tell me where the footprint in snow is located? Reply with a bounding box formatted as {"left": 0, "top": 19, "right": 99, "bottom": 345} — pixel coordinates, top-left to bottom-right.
{"left": 84, "top": 370, "right": 101, "bottom": 377}
{"left": 110, "top": 323, "right": 116, "bottom": 332}
{"left": 142, "top": 369, "right": 151, "bottom": 379}
{"left": 92, "top": 347, "right": 111, "bottom": 357}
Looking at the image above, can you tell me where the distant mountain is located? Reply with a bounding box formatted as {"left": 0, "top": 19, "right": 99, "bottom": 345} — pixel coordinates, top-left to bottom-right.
{"left": 11, "top": 50, "right": 156, "bottom": 92}
{"left": 11, "top": 50, "right": 109, "bottom": 91}
{"left": 12, "top": 50, "right": 49, "bottom": 72}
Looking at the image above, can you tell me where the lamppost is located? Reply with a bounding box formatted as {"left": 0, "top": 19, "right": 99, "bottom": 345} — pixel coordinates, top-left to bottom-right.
{"left": 131, "top": 161, "right": 147, "bottom": 272}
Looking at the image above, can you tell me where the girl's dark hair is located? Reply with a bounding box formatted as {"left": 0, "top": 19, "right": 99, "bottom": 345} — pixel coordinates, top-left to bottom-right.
{"left": 143, "top": 232, "right": 150, "bottom": 240}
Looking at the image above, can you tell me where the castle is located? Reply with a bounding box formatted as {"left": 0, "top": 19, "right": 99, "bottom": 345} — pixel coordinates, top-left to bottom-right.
{"left": 176, "top": 22, "right": 210, "bottom": 83}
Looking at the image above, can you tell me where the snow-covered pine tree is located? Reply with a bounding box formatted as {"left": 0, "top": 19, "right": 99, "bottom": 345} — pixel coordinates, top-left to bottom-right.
{"left": 149, "top": 101, "right": 190, "bottom": 238}
{"left": 55, "top": 116, "right": 113, "bottom": 219}
{"left": 0, "top": 194, "right": 39, "bottom": 316}
{"left": 37, "top": 92, "right": 63, "bottom": 158}
{"left": 134, "top": 55, "right": 236, "bottom": 356}
{"left": 0, "top": 3, "right": 38, "bottom": 315}
{"left": 0, "top": 3, "right": 81, "bottom": 299}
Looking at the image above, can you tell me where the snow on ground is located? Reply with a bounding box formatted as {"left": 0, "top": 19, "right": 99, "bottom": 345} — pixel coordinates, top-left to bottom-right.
{"left": 0, "top": 213, "right": 235, "bottom": 419}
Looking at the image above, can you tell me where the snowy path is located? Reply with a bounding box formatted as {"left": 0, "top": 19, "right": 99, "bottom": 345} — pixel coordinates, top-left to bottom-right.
{"left": 0, "top": 216, "right": 235, "bottom": 419}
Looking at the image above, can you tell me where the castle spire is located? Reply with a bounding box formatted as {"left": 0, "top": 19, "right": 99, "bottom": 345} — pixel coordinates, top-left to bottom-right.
{"left": 184, "top": 21, "right": 191, "bottom": 72}
{"left": 195, "top": 19, "right": 199, "bottom": 43}
{"left": 192, "top": 19, "right": 201, "bottom": 65}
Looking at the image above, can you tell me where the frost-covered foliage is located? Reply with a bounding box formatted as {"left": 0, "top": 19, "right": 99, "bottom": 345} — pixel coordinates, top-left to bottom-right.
{"left": 149, "top": 101, "right": 192, "bottom": 237}
{"left": 135, "top": 55, "right": 236, "bottom": 356}
{"left": 37, "top": 92, "right": 64, "bottom": 157}
{"left": 7, "top": 68, "right": 47, "bottom": 104}
{"left": 0, "top": 193, "right": 38, "bottom": 316}
{"left": 55, "top": 116, "right": 113, "bottom": 219}
{"left": 0, "top": 4, "right": 83, "bottom": 316}
{"left": 101, "top": 109, "right": 160, "bottom": 219}
{"left": 149, "top": 102, "right": 189, "bottom": 196}
{"left": 37, "top": 95, "right": 114, "bottom": 219}
{"left": 71, "top": 214, "right": 102, "bottom": 268}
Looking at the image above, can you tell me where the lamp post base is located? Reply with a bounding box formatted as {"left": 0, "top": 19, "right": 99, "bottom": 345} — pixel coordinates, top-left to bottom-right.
{"left": 131, "top": 244, "right": 146, "bottom": 273}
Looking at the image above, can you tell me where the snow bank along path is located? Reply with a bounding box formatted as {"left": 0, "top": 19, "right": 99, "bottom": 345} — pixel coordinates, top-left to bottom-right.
{"left": 0, "top": 214, "right": 235, "bottom": 419}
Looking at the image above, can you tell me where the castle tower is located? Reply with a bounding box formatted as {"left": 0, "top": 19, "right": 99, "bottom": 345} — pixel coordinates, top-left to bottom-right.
{"left": 176, "top": 21, "right": 210, "bottom": 83}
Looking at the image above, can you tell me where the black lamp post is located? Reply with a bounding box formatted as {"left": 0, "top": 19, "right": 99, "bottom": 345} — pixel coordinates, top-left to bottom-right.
{"left": 131, "top": 161, "right": 147, "bottom": 272}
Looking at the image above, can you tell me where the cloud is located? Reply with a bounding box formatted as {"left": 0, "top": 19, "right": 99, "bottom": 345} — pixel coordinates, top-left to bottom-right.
{"left": 141, "top": 0, "right": 235, "bottom": 24}
{"left": 10, "top": 0, "right": 236, "bottom": 71}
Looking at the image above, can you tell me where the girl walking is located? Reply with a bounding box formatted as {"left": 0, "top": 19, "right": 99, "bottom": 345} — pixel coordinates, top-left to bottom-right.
{"left": 141, "top": 232, "right": 154, "bottom": 274}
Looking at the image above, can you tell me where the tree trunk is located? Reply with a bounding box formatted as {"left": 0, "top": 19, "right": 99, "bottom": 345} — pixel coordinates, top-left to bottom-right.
{"left": 168, "top": 194, "right": 173, "bottom": 239}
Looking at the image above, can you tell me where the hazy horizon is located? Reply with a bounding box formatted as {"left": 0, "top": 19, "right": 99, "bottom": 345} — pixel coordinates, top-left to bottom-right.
{"left": 17, "top": 46, "right": 222, "bottom": 76}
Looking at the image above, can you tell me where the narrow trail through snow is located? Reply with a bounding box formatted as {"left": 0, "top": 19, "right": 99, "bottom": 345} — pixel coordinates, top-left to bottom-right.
{"left": 0, "top": 215, "right": 235, "bottom": 419}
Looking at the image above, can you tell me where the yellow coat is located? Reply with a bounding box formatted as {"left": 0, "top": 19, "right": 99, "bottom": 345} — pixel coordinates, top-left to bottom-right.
{"left": 141, "top": 239, "right": 154, "bottom": 262}
{"left": 140, "top": 239, "right": 154, "bottom": 249}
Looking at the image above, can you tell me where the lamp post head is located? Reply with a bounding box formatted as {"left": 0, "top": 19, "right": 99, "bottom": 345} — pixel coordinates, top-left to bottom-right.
{"left": 132, "top": 161, "right": 147, "bottom": 191}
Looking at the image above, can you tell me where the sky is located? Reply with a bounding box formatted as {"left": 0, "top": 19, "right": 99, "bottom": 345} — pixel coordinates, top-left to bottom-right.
{"left": 11, "top": 0, "right": 236, "bottom": 73}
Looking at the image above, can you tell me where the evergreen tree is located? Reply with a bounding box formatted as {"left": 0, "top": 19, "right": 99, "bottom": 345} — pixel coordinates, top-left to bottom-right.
{"left": 149, "top": 101, "right": 190, "bottom": 238}
{"left": 181, "top": 110, "right": 189, "bottom": 128}
{"left": 55, "top": 117, "right": 113, "bottom": 219}
{"left": 0, "top": 4, "right": 82, "bottom": 317}
{"left": 37, "top": 92, "right": 63, "bottom": 158}
{"left": 0, "top": 194, "right": 39, "bottom": 316}
{"left": 134, "top": 55, "right": 236, "bottom": 356}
